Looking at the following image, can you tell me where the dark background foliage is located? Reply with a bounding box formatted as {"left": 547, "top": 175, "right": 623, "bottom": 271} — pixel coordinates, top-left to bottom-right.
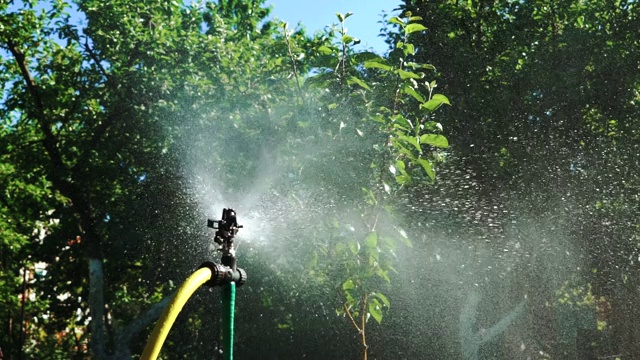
{"left": 2, "top": 0, "right": 640, "bottom": 359}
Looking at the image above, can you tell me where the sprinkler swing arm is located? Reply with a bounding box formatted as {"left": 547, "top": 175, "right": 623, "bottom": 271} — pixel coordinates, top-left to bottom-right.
{"left": 141, "top": 208, "right": 246, "bottom": 360}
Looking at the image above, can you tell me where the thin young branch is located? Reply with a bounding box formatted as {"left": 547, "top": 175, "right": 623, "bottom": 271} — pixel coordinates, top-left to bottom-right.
{"left": 343, "top": 302, "right": 361, "bottom": 333}
{"left": 340, "top": 21, "right": 347, "bottom": 88}
{"left": 370, "top": 212, "right": 380, "bottom": 233}
{"left": 377, "top": 26, "right": 411, "bottom": 198}
{"left": 361, "top": 292, "right": 368, "bottom": 360}
{"left": 391, "top": 31, "right": 409, "bottom": 113}
{"left": 283, "top": 28, "right": 303, "bottom": 102}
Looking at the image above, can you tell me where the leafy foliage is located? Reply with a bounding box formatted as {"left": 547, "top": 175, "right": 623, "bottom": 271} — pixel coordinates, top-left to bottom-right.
{"left": 296, "top": 12, "right": 449, "bottom": 359}
{"left": 395, "top": 0, "right": 640, "bottom": 357}
{"left": 0, "top": 0, "right": 322, "bottom": 358}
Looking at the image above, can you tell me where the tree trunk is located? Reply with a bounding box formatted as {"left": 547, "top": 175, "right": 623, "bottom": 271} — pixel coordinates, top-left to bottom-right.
{"left": 89, "top": 258, "right": 107, "bottom": 359}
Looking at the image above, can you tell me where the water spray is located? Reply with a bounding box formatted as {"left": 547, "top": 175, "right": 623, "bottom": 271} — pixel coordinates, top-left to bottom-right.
{"left": 141, "top": 208, "right": 246, "bottom": 360}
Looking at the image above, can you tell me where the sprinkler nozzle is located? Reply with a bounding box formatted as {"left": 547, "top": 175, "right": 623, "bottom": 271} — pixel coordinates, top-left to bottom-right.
{"left": 208, "top": 208, "right": 243, "bottom": 246}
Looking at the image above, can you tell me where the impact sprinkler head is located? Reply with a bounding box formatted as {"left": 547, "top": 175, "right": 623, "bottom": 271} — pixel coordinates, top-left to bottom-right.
{"left": 208, "top": 208, "right": 243, "bottom": 270}
{"left": 208, "top": 208, "right": 243, "bottom": 246}
{"left": 200, "top": 208, "right": 247, "bottom": 287}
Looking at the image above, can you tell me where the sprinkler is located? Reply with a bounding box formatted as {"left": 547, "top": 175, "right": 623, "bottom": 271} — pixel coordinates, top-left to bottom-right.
{"left": 204, "top": 208, "right": 246, "bottom": 360}
{"left": 140, "top": 208, "right": 247, "bottom": 360}
{"left": 208, "top": 208, "right": 244, "bottom": 272}
{"left": 200, "top": 208, "right": 247, "bottom": 287}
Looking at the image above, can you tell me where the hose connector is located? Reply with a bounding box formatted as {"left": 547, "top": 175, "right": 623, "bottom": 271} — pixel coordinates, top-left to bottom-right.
{"left": 198, "top": 261, "right": 247, "bottom": 287}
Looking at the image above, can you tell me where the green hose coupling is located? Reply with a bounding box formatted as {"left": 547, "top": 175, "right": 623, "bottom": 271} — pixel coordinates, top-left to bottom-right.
{"left": 198, "top": 261, "right": 247, "bottom": 288}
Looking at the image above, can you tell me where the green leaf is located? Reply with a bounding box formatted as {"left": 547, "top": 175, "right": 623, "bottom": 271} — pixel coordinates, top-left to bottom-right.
{"left": 336, "top": 13, "right": 345, "bottom": 22}
{"left": 431, "top": 93, "right": 451, "bottom": 105}
{"left": 398, "top": 134, "right": 421, "bottom": 152}
{"left": 420, "top": 94, "right": 451, "bottom": 112}
{"left": 403, "top": 42, "right": 415, "bottom": 56}
{"left": 377, "top": 268, "right": 391, "bottom": 282}
{"left": 391, "top": 114, "right": 412, "bottom": 129}
{"left": 364, "top": 60, "right": 392, "bottom": 71}
{"left": 374, "top": 292, "right": 391, "bottom": 308}
{"left": 403, "top": 84, "right": 425, "bottom": 102}
{"left": 423, "top": 121, "right": 443, "bottom": 132}
{"left": 365, "top": 231, "right": 378, "bottom": 248}
{"left": 342, "top": 35, "right": 355, "bottom": 44}
{"left": 409, "top": 16, "right": 423, "bottom": 22}
{"left": 347, "top": 76, "right": 371, "bottom": 91}
{"left": 317, "top": 45, "right": 333, "bottom": 55}
{"left": 394, "top": 159, "right": 410, "bottom": 184}
{"left": 343, "top": 278, "right": 355, "bottom": 290}
{"left": 397, "top": 69, "right": 422, "bottom": 79}
{"left": 369, "top": 251, "right": 379, "bottom": 264}
{"left": 421, "top": 99, "right": 441, "bottom": 112}
{"left": 389, "top": 16, "right": 404, "bottom": 26}
{"left": 370, "top": 113, "right": 386, "bottom": 124}
{"left": 405, "top": 62, "right": 436, "bottom": 71}
{"left": 405, "top": 23, "right": 427, "bottom": 34}
{"left": 362, "top": 187, "right": 377, "bottom": 205}
{"left": 369, "top": 300, "right": 383, "bottom": 323}
{"left": 346, "top": 291, "right": 356, "bottom": 307}
{"left": 418, "top": 158, "right": 435, "bottom": 181}
{"left": 395, "top": 174, "right": 410, "bottom": 185}
{"left": 349, "top": 241, "right": 360, "bottom": 254}
{"left": 352, "top": 51, "right": 384, "bottom": 64}
{"left": 420, "top": 134, "right": 449, "bottom": 148}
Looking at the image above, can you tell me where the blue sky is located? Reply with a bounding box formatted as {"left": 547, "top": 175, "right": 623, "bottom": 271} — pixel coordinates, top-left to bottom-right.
{"left": 265, "top": 0, "right": 402, "bottom": 54}
{"left": 3, "top": 1, "right": 401, "bottom": 55}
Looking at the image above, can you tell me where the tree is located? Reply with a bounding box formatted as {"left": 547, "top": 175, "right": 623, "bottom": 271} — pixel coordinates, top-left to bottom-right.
{"left": 1, "top": 0, "right": 316, "bottom": 358}
{"left": 394, "top": 0, "right": 640, "bottom": 357}
{"left": 294, "top": 12, "right": 451, "bottom": 359}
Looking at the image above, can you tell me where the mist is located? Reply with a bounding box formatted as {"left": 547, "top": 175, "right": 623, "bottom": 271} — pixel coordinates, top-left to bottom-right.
{"left": 152, "top": 91, "right": 597, "bottom": 360}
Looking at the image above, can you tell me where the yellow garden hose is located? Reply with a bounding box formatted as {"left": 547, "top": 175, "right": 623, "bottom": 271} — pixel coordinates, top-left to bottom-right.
{"left": 140, "top": 267, "right": 213, "bottom": 360}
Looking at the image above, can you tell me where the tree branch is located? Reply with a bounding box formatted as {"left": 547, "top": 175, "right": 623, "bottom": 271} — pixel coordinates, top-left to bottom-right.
{"left": 82, "top": 37, "right": 110, "bottom": 80}
{"left": 343, "top": 302, "right": 361, "bottom": 333}
{"left": 5, "top": 38, "right": 65, "bottom": 170}
{"left": 361, "top": 293, "right": 368, "bottom": 360}
{"left": 283, "top": 25, "right": 303, "bottom": 102}
{"left": 6, "top": 38, "right": 111, "bottom": 359}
